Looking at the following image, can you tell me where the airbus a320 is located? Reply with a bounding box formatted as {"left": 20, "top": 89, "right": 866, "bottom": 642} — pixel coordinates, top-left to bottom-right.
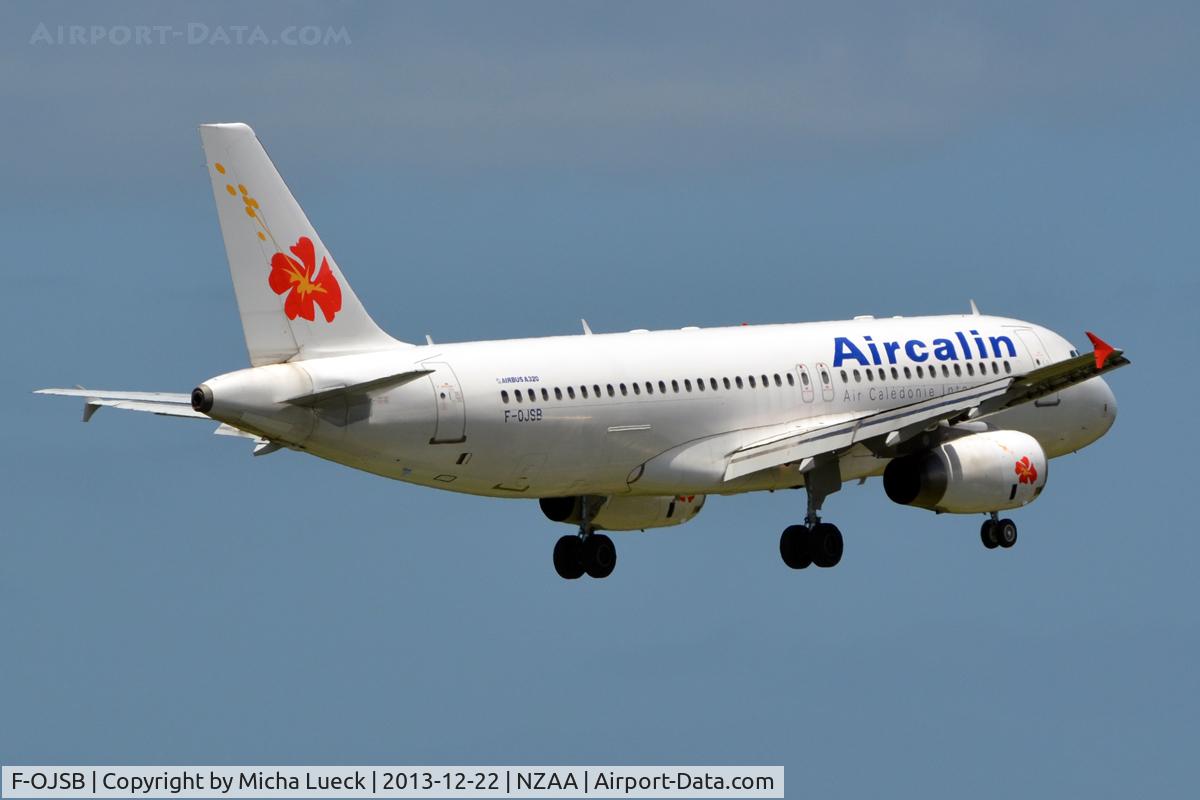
{"left": 38, "top": 124, "right": 1129, "bottom": 579}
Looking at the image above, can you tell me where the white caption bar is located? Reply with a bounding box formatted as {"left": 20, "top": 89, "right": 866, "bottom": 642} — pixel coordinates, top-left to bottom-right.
{"left": 2, "top": 767, "right": 783, "bottom": 799}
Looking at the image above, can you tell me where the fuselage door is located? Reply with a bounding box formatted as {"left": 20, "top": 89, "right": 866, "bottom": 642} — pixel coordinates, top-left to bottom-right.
{"left": 796, "top": 364, "right": 815, "bottom": 403}
{"left": 426, "top": 362, "right": 467, "bottom": 444}
{"left": 1014, "top": 328, "right": 1060, "bottom": 407}
{"left": 1015, "top": 328, "right": 1050, "bottom": 368}
{"left": 815, "top": 362, "right": 835, "bottom": 402}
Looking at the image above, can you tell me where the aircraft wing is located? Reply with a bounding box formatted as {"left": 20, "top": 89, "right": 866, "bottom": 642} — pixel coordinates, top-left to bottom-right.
{"left": 34, "top": 388, "right": 208, "bottom": 421}
{"left": 723, "top": 332, "right": 1130, "bottom": 481}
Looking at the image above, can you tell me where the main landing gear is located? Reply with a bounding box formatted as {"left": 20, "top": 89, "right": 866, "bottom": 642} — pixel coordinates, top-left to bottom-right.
{"left": 980, "top": 513, "right": 1018, "bottom": 550}
{"left": 553, "top": 497, "right": 617, "bottom": 580}
{"left": 779, "top": 460, "right": 844, "bottom": 570}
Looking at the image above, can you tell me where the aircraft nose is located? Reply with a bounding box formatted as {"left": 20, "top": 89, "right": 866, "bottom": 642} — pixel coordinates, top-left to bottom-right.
{"left": 1093, "top": 377, "right": 1117, "bottom": 432}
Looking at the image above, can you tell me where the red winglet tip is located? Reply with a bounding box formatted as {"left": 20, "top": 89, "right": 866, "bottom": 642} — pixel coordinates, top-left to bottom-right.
{"left": 1085, "top": 331, "right": 1115, "bottom": 370}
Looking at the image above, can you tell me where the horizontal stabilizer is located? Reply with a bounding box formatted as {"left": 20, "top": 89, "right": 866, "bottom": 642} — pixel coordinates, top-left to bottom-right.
{"left": 284, "top": 368, "right": 432, "bottom": 407}
{"left": 34, "top": 388, "right": 207, "bottom": 421}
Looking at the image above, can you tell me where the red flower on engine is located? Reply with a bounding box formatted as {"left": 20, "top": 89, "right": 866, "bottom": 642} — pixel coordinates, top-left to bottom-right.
{"left": 268, "top": 236, "right": 342, "bottom": 322}
{"left": 1015, "top": 456, "right": 1038, "bottom": 485}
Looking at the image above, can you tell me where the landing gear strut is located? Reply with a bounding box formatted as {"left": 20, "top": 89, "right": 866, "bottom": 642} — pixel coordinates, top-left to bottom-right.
{"left": 779, "top": 460, "right": 844, "bottom": 570}
{"left": 552, "top": 496, "right": 617, "bottom": 580}
{"left": 980, "top": 513, "right": 1018, "bottom": 550}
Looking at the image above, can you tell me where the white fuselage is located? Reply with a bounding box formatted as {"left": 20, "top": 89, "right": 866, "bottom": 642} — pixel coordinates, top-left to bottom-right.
{"left": 201, "top": 314, "right": 1117, "bottom": 500}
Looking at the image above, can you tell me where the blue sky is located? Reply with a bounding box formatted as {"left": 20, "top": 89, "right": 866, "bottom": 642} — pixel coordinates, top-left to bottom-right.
{"left": 2, "top": 1, "right": 1197, "bottom": 796}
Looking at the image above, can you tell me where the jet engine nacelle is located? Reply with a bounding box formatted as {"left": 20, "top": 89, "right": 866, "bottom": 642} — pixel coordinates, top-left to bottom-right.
{"left": 539, "top": 494, "right": 706, "bottom": 531}
{"left": 883, "top": 430, "right": 1047, "bottom": 514}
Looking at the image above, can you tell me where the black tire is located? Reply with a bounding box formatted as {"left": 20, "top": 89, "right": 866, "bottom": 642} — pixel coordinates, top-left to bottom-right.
{"left": 981, "top": 520, "right": 999, "bottom": 549}
{"left": 553, "top": 535, "right": 585, "bottom": 579}
{"left": 997, "top": 519, "right": 1018, "bottom": 549}
{"left": 811, "top": 523, "right": 844, "bottom": 568}
{"left": 779, "top": 525, "right": 812, "bottom": 569}
{"left": 583, "top": 533, "right": 617, "bottom": 579}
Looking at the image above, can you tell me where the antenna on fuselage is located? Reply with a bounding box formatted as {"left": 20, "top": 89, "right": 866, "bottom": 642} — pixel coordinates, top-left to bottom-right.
{"left": 581, "top": 319, "right": 593, "bottom": 335}
{"left": 969, "top": 299, "right": 981, "bottom": 316}
{"left": 425, "top": 334, "right": 434, "bottom": 345}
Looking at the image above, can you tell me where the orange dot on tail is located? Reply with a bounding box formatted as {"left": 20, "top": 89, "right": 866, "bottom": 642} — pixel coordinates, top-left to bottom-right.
{"left": 238, "top": 184, "right": 248, "bottom": 195}
{"left": 245, "top": 207, "right": 256, "bottom": 218}
{"left": 246, "top": 197, "right": 259, "bottom": 208}
{"left": 225, "top": 184, "right": 236, "bottom": 196}
{"left": 215, "top": 163, "right": 226, "bottom": 174}
{"left": 257, "top": 232, "right": 266, "bottom": 241}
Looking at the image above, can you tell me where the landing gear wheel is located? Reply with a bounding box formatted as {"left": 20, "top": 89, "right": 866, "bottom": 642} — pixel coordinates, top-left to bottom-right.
{"left": 583, "top": 533, "right": 617, "bottom": 579}
{"left": 811, "top": 523, "right": 844, "bottom": 568}
{"left": 779, "top": 525, "right": 812, "bottom": 569}
{"left": 553, "top": 535, "right": 585, "bottom": 580}
{"left": 997, "top": 519, "right": 1018, "bottom": 549}
{"left": 980, "top": 520, "right": 1000, "bottom": 549}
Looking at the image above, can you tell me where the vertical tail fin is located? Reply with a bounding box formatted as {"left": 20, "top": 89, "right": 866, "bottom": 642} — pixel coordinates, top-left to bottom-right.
{"left": 199, "top": 123, "right": 405, "bottom": 365}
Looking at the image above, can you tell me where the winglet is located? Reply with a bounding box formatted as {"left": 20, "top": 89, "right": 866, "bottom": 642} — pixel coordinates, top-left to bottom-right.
{"left": 1085, "top": 331, "right": 1116, "bottom": 370}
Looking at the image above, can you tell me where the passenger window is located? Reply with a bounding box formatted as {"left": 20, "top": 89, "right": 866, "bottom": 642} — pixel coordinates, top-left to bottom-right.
{"left": 820, "top": 370, "right": 830, "bottom": 384}
{"left": 567, "top": 386, "right": 576, "bottom": 399}
{"left": 853, "top": 369, "right": 861, "bottom": 383}
{"left": 501, "top": 390, "right": 510, "bottom": 403}
{"left": 619, "top": 383, "right": 627, "bottom": 396}
{"left": 697, "top": 379, "right": 705, "bottom": 392}
{"left": 865, "top": 368, "right": 873, "bottom": 381}
{"left": 710, "top": 378, "right": 718, "bottom": 390}
{"left": 774, "top": 374, "right": 783, "bottom": 386}
{"left": 515, "top": 390, "right": 523, "bottom": 403}
{"left": 580, "top": 386, "right": 588, "bottom": 399}
{"left": 942, "top": 364, "right": 949, "bottom": 378}
{"left": 761, "top": 374, "right": 768, "bottom": 387}
{"left": 541, "top": 388, "right": 549, "bottom": 401}
{"left": 789, "top": 373, "right": 797, "bottom": 386}
{"left": 915, "top": 366, "right": 923, "bottom": 378}
{"left": 840, "top": 370, "right": 848, "bottom": 383}
{"left": 607, "top": 384, "right": 615, "bottom": 397}
{"left": 632, "top": 383, "right": 641, "bottom": 395}
{"left": 992, "top": 362, "right": 999, "bottom": 375}
{"left": 953, "top": 364, "right": 962, "bottom": 377}
{"left": 891, "top": 367, "right": 899, "bottom": 379}
{"left": 903, "top": 367, "right": 912, "bottom": 379}
{"left": 723, "top": 377, "right": 731, "bottom": 390}
{"left": 594, "top": 384, "right": 602, "bottom": 396}
{"left": 735, "top": 376, "right": 744, "bottom": 389}
{"left": 684, "top": 379, "right": 692, "bottom": 392}
{"left": 966, "top": 363, "right": 974, "bottom": 376}
{"left": 554, "top": 387, "right": 563, "bottom": 400}
{"left": 671, "top": 379, "right": 679, "bottom": 393}
{"left": 748, "top": 375, "right": 756, "bottom": 388}
{"left": 645, "top": 381, "right": 654, "bottom": 395}
{"left": 659, "top": 380, "right": 667, "bottom": 394}
{"left": 1004, "top": 361, "right": 1012, "bottom": 374}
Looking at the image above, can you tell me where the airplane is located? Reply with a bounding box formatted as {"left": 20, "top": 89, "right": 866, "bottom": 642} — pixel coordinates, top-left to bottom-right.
{"left": 37, "top": 123, "right": 1129, "bottom": 580}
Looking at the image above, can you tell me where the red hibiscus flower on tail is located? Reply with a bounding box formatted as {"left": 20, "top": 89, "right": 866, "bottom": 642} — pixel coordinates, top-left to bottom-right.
{"left": 269, "top": 236, "right": 342, "bottom": 322}
{"left": 1014, "top": 456, "right": 1038, "bottom": 485}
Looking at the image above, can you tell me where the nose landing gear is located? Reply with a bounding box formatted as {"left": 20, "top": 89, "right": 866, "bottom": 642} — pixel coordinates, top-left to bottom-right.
{"left": 980, "top": 513, "right": 1018, "bottom": 550}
